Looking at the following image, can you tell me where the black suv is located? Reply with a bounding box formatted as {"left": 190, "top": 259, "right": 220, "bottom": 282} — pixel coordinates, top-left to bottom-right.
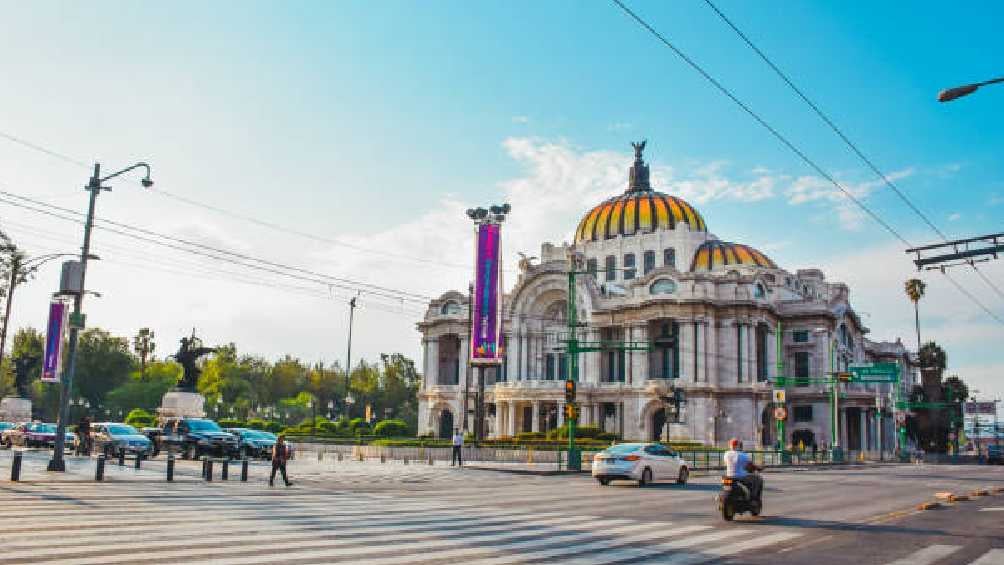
{"left": 156, "top": 418, "right": 240, "bottom": 460}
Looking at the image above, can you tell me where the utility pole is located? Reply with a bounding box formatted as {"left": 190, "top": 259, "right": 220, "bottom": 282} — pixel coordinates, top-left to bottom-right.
{"left": 0, "top": 255, "right": 20, "bottom": 365}
{"left": 344, "top": 295, "right": 357, "bottom": 419}
{"left": 775, "top": 320, "right": 785, "bottom": 451}
{"left": 49, "top": 162, "right": 152, "bottom": 472}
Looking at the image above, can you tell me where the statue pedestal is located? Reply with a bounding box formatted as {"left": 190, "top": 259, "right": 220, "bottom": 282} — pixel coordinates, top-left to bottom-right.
{"left": 0, "top": 397, "right": 32, "bottom": 422}
{"left": 158, "top": 391, "right": 206, "bottom": 419}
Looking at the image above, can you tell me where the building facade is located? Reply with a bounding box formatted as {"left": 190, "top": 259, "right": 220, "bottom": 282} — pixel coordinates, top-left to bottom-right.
{"left": 417, "top": 143, "right": 915, "bottom": 452}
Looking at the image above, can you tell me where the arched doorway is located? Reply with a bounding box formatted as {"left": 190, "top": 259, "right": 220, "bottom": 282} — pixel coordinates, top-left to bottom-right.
{"left": 651, "top": 408, "right": 666, "bottom": 442}
{"left": 438, "top": 410, "right": 454, "bottom": 439}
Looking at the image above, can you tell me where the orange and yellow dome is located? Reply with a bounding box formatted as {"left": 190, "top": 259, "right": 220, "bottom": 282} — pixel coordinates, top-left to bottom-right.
{"left": 689, "top": 240, "right": 777, "bottom": 272}
{"left": 575, "top": 191, "right": 707, "bottom": 243}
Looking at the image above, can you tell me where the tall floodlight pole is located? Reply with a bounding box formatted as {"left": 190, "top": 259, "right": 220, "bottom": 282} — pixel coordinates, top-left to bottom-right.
{"left": 344, "top": 295, "right": 357, "bottom": 419}
{"left": 49, "top": 162, "right": 153, "bottom": 472}
{"left": 466, "top": 203, "right": 509, "bottom": 446}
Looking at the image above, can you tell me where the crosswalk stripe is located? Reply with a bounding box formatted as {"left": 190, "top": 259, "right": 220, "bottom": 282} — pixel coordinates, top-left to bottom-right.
{"left": 32, "top": 513, "right": 626, "bottom": 564}
{"left": 977, "top": 507, "right": 1004, "bottom": 512}
{"left": 3, "top": 511, "right": 571, "bottom": 559}
{"left": 885, "top": 545, "right": 963, "bottom": 565}
{"left": 969, "top": 549, "right": 1004, "bottom": 565}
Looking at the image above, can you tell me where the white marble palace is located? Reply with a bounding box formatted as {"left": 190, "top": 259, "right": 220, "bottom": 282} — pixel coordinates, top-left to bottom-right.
{"left": 417, "top": 142, "right": 916, "bottom": 451}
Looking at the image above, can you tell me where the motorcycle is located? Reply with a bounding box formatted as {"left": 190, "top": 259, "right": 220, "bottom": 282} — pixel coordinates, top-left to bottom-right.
{"left": 716, "top": 475, "right": 762, "bottom": 521}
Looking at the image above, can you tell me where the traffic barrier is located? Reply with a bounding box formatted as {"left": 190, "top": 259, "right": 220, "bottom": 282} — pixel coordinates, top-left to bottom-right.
{"left": 380, "top": 454, "right": 386, "bottom": 464}
{"left": 118, "top": 449, "right": 126, "bottom": 467}
{"left": 222, "top": 459, "right": 229, "bottom": 481}
{"left": 95, "top": 455, "right": 106, "bottom": 481}
{"left": 240, "top": 459, "right": 248, "bottom": 482}
{"left": 205, "top": 459, "right": 214, "bottom": 482}
{"left": 428, "top": 455, "right": 434, "bottom": 466}
{"left": 134, "top": 453, "right": 142, "bottom": 470}
{"left": 337, "top": 452, "right": 344, "bottom": 462}
{"left": 201, "top": 457, "right": 208, "bottom": 478}
{"left": 11, "top": 451, "right": 22, "bottom": 481}
{"left": 403, "top": 457, "right": 409, "bottom": 465}
{"left": 167, "top": 455, "right": 175, "bottom": 482}
{"left": 317, "top": 450, "right": 323, "bottom": 461}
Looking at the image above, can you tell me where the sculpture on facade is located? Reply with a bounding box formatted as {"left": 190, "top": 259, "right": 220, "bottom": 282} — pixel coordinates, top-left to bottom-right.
{"left": 631, "top": 139, "right": 646, "bottom": 160}
{"left": 517, "top": 252, "right": 538, "bottom": 275}
{"left": 171, "top": 334, "right": 217, "bottom": 392}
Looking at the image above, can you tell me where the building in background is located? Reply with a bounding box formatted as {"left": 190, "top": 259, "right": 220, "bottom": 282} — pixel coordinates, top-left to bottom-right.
{"left": 417, "top": 143, "right": 915, "bottom": 452}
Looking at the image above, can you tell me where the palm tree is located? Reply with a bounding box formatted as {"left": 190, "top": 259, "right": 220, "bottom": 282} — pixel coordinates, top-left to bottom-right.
{"left": 904, "top": 279, "right": 926, "bottom": 353}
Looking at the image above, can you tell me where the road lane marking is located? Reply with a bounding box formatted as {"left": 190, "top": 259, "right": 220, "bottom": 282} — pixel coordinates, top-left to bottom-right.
{"left": 969, "top": 549, "right": 1004, "bottom": 565}
{"left": 885, "top": 544, "right": 962, "bottom": 565}
{"left": 977, "top": 507, "right": 1004, "bottom": 512}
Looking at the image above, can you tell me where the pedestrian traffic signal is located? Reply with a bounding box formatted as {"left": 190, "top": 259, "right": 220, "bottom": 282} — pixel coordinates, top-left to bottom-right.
{"left": 564, "top": 402, "right": 577, "bottom": 421}
{"left": 836, "top": 372, "right": 854, "bottom": 383}
{"left": 564, "top": 379, "right": 576, "bottom": 403}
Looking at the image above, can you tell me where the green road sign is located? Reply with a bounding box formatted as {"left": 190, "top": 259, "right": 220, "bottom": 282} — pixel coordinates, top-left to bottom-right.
{"left": 849, "top": 362, "right": 898, "bottom": 382}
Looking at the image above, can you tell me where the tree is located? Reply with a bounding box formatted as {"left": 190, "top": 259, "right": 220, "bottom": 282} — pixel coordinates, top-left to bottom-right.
{"left": 105, "top": 360, "right": 180, "bottom": 415}
{"left": 918, "top": 341, "right": 946, "bottom": 372}
{"left": 72, "top": 328, "right": 136, "bottom": 408}
{"left": 0, "top": 232, "right": 39, "bottom": 368}
{"left": 904, "top": 278, "right": 926, "bottom": 353}
{"left": 133, "top": 328, "right": 155, "bottom": 380}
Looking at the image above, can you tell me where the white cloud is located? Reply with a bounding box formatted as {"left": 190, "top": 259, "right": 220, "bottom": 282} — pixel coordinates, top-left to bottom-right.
{"left": 608, "top": 122, "right": 633, "bottom": 132}
{"left": 948, "top": 212, "right": 961, "bottom": 222}
{"left": 784, "top": 169, "right": 914, "bottom": 230}
{"left": 989, "top": 194, "right": 1004, "bottom": 207}
{"left": 511, "top": 116, "right": 529, "bottom": 124}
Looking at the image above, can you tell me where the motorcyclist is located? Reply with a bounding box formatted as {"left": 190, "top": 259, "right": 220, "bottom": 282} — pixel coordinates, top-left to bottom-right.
{"left": 723, "top": 438, "right": 763, "bottom": 501}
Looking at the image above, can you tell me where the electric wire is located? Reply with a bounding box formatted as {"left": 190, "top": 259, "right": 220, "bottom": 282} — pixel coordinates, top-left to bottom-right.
{"left": 701, "top": 0, "right": 1004, "bottom": 309}
{"left": 610, "top": 0, "right": 1004, "bottom": 326}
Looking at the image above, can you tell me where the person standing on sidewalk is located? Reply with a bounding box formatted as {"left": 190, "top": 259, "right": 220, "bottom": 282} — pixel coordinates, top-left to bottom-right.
{"left": 451, "top": 427, "right": 464, "bottom": 467}
{"left": 270, "top": 434, "right": 293, "bottom": 487}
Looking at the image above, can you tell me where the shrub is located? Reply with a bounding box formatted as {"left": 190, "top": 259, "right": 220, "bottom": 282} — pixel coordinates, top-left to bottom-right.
{"left": 124, "top": 408, "right": 156, "bottom": 429}
{"left": 218, "top": 418, "right": 244, "bottom": 428}
{"left": 263, "top": 421, "right": 283, "bottom": 434}
{"left": 596, "top": 432, "right": 620, "bottom": 441}
{"left": 246, "top": 418, "right": 267, "bottom": 431}
{"left": 348, "top": 417, "right": 367, "bottom": 431}
{"left": 373, "top": 419, "right": 409, "bottom": 437}
{"left": 318, "top": 420, "right": 339, "bottom": 435}
{"left": 515, "top": 431, "right": 546, "bottom": 442}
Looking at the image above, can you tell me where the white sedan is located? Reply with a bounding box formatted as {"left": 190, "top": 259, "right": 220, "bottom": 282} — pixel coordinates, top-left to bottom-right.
{"left": 592, "top": 443, "right": 690, "bottom": 486}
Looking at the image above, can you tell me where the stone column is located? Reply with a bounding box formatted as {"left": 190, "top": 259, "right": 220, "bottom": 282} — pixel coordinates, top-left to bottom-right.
{"left": 507, "top": 401, "right": 517, "bottom": 437}
{"left": 695, "top": 320, "right": 706, "bottom": 383}
{"left": 428, "top": 338, "right": 440, "bottom": 387}
{"left": 707, "top": 318, "right": 721, "bottom": 386}
{"left": 458, "top": 336, "right": 469, "bottom": 387}
{"left": 747, "top": 322, "right": 756, "bottom": 383}
{"left": 766, "top": 326, "right": 777, "bottom": 381}
{"left": 678, "top": 320, "right": 694, "bottom": 382}
{"left": 532, "top": 400, "right": 541, "bottom": 432}
{"left": 558, "top": 400, "right": 565, "bottom": 426}
{"left": 860, "top": 409, "right": 868, "bottom": 453}
{"left": 615, "top": 402, "right": 624, "bottom": 438}
{"left": 633, "top": 324, "right": 649, "bottom": 383}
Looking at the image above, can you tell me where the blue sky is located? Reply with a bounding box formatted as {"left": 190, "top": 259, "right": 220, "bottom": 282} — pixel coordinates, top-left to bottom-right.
{"left": 1, "top": 1, "right": 1002, "bottom": 400}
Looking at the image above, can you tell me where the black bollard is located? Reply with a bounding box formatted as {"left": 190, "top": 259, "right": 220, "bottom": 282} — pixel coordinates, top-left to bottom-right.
{"left": 167, "top": 455, "right": 175, "bottom": 482}
{"left": 205, "top": 459, "right": 213, "bottom": 482}
{"left": 134, "top": 453, "right": 142, "bottom": 470}
{"left": 240, "top": 458, "right": 248, "bottom": 482}
{"left": 201, "top": 457, "right": 208, "bottom": 478}
{"left": 118, "top": 448, "right": 126, "bottom": 467}
{"left": 95, "top": 455, "right": 106, "bottom": 481}
{"left": 222, "top": 459, "right": 229, "bottom": 481}
{"left": 11, "top": 451, "right": 22, "bottom": 482}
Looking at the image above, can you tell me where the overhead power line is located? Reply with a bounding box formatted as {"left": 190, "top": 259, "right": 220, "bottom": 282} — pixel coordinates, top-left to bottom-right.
{"left": 701, "top": 0, "right": 1004, "bottom": 309}
{"left": 610, "top": 0, "right": 1004, "bottom": 327}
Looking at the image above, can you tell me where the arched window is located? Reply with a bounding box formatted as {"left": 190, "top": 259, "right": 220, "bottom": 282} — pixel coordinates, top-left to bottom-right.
{"left": 753, "top": 283, "right": 766, "bottom": 299}
{"left": 440, "top": 301, "right": 461, "bottom": 315}
{"left": 650, "top": 279, "right": 678, "bottom": 295}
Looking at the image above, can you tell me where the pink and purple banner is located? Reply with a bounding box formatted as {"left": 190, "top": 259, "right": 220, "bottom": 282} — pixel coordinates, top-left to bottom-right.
{"left": 471, "top": 222, "right": 503, "bottom": 365}
{"left": 41, "top": 300, "right": 68, "bottom": 383}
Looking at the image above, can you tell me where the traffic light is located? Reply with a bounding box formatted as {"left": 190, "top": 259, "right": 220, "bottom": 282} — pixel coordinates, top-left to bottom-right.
{"left": 564, "top": 379, "right": 576, "bottom": 404}
{"left": 836, "top": 372, "right": 854, "bottom": 383}
{"left": 564, "top": 403, "right": 577, "bottom": 421}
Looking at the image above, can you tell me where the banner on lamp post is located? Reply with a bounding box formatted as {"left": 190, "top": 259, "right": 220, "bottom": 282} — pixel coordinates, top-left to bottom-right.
{"left": 41, "top": 300, "right": 69, "bottom": 383}
{"left": 471, "top": 222, "right": 503, "bottom": 365}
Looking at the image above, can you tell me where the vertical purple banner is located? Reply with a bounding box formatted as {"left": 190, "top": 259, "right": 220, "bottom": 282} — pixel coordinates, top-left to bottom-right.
{"left": 41, "top": 300, "right": 68, "bottom": 383}
{"left": 471, "top": 223, "right": 502, "bottom": 364}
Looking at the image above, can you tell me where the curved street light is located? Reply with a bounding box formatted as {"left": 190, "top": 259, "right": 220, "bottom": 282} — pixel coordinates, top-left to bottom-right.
{"left": 938, "top": 76, "right": 1004, "bottom": 102}
{"left": 49, "top": 161, "right": 154, "bottom": 472}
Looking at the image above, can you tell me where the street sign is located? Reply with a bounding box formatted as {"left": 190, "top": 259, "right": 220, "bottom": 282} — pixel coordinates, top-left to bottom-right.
{"left": 772, "top": 389, "right": 786, "bottom": 403}
{"left": 964, "top": 401, "right": 996, "bottom": 415}
{"left": 774, "top": 407, "right": 788, "bottom": 420}
{"left": 848, "top": 362, "right": 899, "bottom": 382}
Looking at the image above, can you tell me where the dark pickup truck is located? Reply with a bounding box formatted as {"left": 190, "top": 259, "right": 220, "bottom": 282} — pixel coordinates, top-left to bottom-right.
{"left": 152, "top": 418, "right": 240, "bottom": 460}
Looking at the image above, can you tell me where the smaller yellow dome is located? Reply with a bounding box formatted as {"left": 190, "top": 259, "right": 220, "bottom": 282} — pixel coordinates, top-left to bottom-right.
{"left": 690, "top": 240, "right": 777, "bottom": 272}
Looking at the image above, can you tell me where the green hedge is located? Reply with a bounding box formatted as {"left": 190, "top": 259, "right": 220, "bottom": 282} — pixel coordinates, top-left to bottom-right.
{"left": 374, "top": 419, "right": 409, "bottom": 437}
{"left": 125, "top": 409, "right": 156, "bottom": 429}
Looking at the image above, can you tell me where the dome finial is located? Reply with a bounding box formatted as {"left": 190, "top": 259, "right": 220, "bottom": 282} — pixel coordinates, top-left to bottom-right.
{"left": 628, "top": 139, "right": 651, "bottom": 192}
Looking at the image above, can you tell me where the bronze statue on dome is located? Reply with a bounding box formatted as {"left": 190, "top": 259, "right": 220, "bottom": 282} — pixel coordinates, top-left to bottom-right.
{"left": 631, "top": 140, "right": 647, "bottom": 160}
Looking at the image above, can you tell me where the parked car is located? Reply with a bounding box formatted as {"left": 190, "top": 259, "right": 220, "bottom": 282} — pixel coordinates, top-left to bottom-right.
{"left": 224, "top": 428, "right": 277, "bottom": 460}
{"left": 5, "top": 422, "right": 76, "bottom": 449}
{"left": 592, "top": 442, "right": 690, "bottom": 486}
{"left": 0, "top": 422, "right": 14, "bottom": 444}
{"left": 155, "top": 418, "right": 240, "bottom": 460}
{"left": 90, "top": 422, "right": 154, "bottom": 458}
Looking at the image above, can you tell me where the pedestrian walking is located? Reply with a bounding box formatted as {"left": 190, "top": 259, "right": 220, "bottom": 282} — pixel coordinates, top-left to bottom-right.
{"left": 269, "top": 434, "right": 293, "bottom": 487}
{"left": 76, "top": 416, "right": 91, "bottom": 456}
{"left": 451, "top": 428, "right": 463, "bottom": 467}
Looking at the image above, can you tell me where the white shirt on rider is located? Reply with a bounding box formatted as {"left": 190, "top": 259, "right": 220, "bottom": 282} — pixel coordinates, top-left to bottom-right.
{"left": 724, "top": 449, "right": 751, "bottom": 478}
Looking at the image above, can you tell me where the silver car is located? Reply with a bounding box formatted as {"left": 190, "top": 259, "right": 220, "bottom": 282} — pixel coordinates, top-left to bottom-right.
{"left": 592, "top": 443, "right": 690, "bottom": 486}
{"left": 91, "top": 422, "right": 153, "bottom": 458}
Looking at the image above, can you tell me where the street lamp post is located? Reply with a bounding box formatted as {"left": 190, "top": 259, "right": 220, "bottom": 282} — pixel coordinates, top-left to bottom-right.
{"left": 938, "top": 76, "right": 1004, "bottom": 102}
{"left": 49, "top": 162, "right": 153, "bottom": 472}
{"left": 813, "top": 327, "right": 843, "bottom": 462}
